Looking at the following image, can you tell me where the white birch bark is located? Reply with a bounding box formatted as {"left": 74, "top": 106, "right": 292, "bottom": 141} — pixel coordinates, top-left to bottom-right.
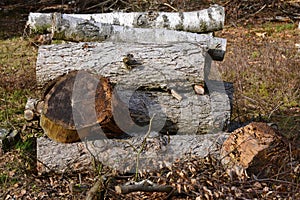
{"left": 27, "top": 12, "right": 226, "bottom": 60}
{"left": 27, "top": 5, "right": 224, "bottom": 34}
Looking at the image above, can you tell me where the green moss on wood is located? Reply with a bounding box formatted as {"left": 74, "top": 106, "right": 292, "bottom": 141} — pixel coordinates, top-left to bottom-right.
{"left": 31, "top": 24, "right": 52, "bottom": 34}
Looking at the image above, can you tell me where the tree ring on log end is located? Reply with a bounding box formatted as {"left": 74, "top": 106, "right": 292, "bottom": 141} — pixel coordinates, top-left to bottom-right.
{"left": 41, "top": 70, "right": 125, "bottom": 143}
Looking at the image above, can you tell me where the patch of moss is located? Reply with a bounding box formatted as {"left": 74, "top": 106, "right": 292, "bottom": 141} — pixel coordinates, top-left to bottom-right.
{"left": 251, "top": 50, "right": 260, "bottom": 58}
{"left": 199, "top": 20, "right": 208, "bottom": 32}
{"left": 31, "top": 24, "right": 52, "bottom": 35}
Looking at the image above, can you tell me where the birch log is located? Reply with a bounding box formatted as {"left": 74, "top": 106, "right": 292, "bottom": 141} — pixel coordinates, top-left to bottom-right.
{"left": 27, "top": 13, "right": 226, "bottom": 61}
{"left": 36, "top": 42, "right": 231, "bottom": 135}
{"left": 27, "top": 5, "right": 224, "bottom": 34}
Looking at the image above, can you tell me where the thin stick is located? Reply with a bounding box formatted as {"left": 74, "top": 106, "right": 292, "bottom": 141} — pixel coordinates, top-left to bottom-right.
{"left": 163, "top": 3, "right": 178, "bottom": 12}
{"left": 86, "top": 178, "right": 103, "bottom": 200}
{"left": 115, "top": 181, "right": 173, "bottom": 194}
{"left": 135, "top": 114, "right": 156, "bottom": 180}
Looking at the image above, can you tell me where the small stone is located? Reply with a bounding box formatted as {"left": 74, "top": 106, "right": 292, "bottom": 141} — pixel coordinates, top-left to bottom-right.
{"left": 0, "top": 129, "right": 21, "bottom": 154}
{"left": 0, "top": 128, "right": 9, "bottom": 139}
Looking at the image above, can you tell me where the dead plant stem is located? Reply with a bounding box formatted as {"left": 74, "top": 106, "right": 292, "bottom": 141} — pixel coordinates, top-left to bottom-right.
{"left": 135, "top": 114, "right": 156, "bottom": 181}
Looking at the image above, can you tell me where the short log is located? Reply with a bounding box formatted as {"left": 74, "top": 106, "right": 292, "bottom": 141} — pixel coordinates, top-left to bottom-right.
{"left": 40, "top": 71, "right": 129, "bottom": 143}
{"left": 115, "top": 180, "right": 173, "bottom": 194}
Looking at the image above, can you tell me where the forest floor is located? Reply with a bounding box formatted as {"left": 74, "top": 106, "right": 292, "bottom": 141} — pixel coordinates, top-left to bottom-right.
{"left": 0, "top": 0, "right": 299, "bottom": 199}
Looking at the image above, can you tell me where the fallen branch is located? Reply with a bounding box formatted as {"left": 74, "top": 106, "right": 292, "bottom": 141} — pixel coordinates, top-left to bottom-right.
{"left": 86, "top": 178, "right": 104, "bottom": 200}
{"left": 115, "top": 180, "right": 174, "bottom": 194}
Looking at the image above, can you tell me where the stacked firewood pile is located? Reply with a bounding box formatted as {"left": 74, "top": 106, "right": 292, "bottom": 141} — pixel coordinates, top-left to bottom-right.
{"left": 21, "top": 4, "right": 299, "bottom": 199}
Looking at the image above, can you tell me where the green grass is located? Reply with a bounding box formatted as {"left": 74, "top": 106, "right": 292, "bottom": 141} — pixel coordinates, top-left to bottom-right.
{"left": 263, "top": 22, "right": 296, "bottom": 35}
{"left": 0, "top": 173, "right": 8, "bottom": 185}
{"left": 0, "top": 37, "right": 38, "bottom": 131}
{"left": 217, "top": 23, "right": 299, "bottom": 138}
{"left": 0, "top": 89, "right": 30, "bottom": 127}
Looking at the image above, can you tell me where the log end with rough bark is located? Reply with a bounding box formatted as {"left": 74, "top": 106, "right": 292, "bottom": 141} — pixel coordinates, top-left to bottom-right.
{"left": 220, "top": 122, "right": 298, "bottom": 179}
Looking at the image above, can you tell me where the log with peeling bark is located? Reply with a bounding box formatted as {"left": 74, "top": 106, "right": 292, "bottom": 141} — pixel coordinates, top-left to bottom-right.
{"left": 36, "top": 42, "right": 232, "bottom": 136}
{"left": 27, "top": 5, "right": 224, "bottom": 34}
{"left": 220, "top": 122, "right": 300, "bottom": 180}
{"left": 37, "top": 132, "right": 229, "bottom": 173}
{"left": 27, "top": 13, "right": 226, "bottom": 61}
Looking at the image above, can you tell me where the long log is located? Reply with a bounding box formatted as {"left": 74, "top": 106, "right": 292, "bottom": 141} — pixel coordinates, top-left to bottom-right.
{"left": 27, "top": 5, "right": 224, "bottom": 34}
{"left": 36, "top": 42, "right": 231, "bottom": 135}
{"left": 27, "top": 13, "right": 226, "bottom": 61}
{"left": 37, "top": 132, "right": 229, "bottom": 173}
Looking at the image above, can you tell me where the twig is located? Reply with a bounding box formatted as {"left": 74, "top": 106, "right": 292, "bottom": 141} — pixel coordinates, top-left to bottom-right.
{"left": 249, "top": 4, "right": 267, "bottom": 16}
{"left": 246, "top": 178, "right": 298, "bottom": 186}
{"left": 86, "top": 178, "right": 104, "bottom": 200}
{"left": 267, "top": 102, "right": 283, "bottom": 120}
{"left": 163, "top": 3, "right": 178, "bottom": 12}
{"left": 115, "top": 139, "right": 138, "bottom": 152}
{"left": 83, "top": 138, "right": 100, "bottom": 172}
{"left": 135, "top": 114, "right": 156, "bottom": 180}
{"left": 86, "top": 0, "right": 114, "bottom": 11}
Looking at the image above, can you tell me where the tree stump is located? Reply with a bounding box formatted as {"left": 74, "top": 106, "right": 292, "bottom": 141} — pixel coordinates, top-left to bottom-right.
{"left": 220, "top": 122, "right": 299, "bottom": 179}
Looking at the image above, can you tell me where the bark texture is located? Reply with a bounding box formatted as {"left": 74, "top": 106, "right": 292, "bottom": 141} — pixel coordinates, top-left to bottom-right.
{"left": 27, "top": 11, "right": 226, "bottom": 60}
{"left": 37, "top": 132, "right": 229, "bottom": 173}
{"left": 27, "top": 5, "right": 224, "bottom": 34}
{"left": 36, "top": 42, "right": 231, "bottom": 135}
{"left": 220, "top": 122, "right": 299, "bottom": 179}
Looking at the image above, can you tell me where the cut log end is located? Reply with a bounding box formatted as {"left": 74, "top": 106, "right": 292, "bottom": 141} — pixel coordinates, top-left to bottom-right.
{"left": 220, "top": 122, "right": 292, "bottom": 179}
{"left": 40, "top": 70, "right": 127, "bottom": 143}
{"left": 40, "top": 114, "right": 80, "bottom": 143}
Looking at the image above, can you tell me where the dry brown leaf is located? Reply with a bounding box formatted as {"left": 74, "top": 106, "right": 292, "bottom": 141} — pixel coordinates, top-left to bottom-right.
{"left": 21, "top": 189, "right": 27, "bottom": 195}
{"left": 191, "top": 178, "right": 197, "bottom": 185}
{"left": 203, "top": 186, "right": 213, "bottom": 199}
{"left": 177, "top": 184, "right": 182, "bottom": 193}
